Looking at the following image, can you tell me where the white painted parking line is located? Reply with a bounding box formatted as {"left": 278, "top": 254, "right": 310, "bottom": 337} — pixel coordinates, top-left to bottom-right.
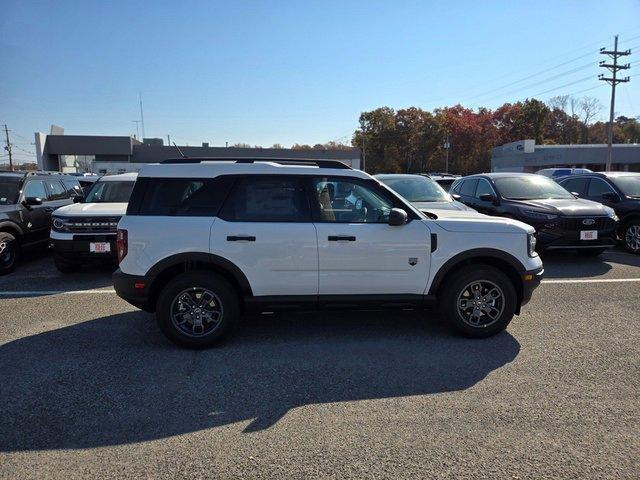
{"left": 541, "top": 278, "right": 640, "bottom": 284}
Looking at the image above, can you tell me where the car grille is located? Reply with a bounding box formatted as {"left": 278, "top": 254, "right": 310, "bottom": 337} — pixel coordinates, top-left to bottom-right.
{"left": 57, "top": 217, "right": 121, "bottom": 233}
{"left": 557, "top": 216, "right": 615, "bottom": 231}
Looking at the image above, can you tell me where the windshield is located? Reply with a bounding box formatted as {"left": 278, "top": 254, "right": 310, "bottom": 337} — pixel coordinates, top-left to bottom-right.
{"left": 84, "top": 181, "right": 135, "bottom": 203}
{"left": 0, "top": 181, "right": 20, "bottom": 205}
{"left": 612, "top": 175, "right": 640, "bottom": 197}
{"left": 380, "top": 176, "right": 450, "bottom": 202}
{"left": 494, "top": 175, "right": 574, "bottom": 200}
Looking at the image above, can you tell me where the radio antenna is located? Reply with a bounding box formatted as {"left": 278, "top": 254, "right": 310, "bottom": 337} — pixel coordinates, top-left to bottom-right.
{"left": 173, "top": 142, "right": 187, "bottom": 158}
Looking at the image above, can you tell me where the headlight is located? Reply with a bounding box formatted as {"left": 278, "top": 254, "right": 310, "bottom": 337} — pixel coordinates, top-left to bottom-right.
{"left": 52, "top": 217, "right": 66, "bottom": 231}
{"left": 527, "top": 233, "right": 537, "bottom": 257}
{"left": 521, "top": 209, "right": 558, "bottom": 221}
{"left": 603, "top": 206, "right": 618, "bottom": 221}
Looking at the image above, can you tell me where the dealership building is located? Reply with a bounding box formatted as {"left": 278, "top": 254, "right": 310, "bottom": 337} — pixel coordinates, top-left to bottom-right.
{"left": 34, "top": 131, "right": 362, "bottom": 173}
{"left": 491, "top": 140, "right": 640, "bottom": 173}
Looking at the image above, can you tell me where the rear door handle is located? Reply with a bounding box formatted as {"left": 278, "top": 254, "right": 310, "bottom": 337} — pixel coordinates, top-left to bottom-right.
{"left": 227, "top": 235, "right": 256, "bottom": 242}
{"left": 328, "top": 235, "right": 356, "bottom": 241}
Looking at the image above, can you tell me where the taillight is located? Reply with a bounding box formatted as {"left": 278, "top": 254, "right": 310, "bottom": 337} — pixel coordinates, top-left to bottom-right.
{"left": 116, "top": 229, "right": 128, "bottom": 263}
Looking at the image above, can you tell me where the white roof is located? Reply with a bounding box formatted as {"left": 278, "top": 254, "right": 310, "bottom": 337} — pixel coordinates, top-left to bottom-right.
{"left": 137, "top": 161, "right": 371, "bottom": 180}
{"left": 98, "top": 172, "right": 138, "bottom": 181}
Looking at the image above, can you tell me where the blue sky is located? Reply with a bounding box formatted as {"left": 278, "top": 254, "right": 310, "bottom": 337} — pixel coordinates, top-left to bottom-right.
{"left": 1, "top": 0, "right": 639, "bottom": 162}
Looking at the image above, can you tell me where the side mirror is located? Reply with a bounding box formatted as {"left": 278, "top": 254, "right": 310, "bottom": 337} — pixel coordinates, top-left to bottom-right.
{"left": 23, "top": 196, "right": 43, "bottom": 207}
{"left": 571, "top": 192, "right": 580, "bottom": 198}
{"left": 479, "top": 193, "right": 498, "bottom": 204}
{"left": 72, "top": 195, "right": 83, "bottom": 203}
{"left": 451, "top": 193, "right": 461, "bottom": 200}
{"left": 602, "top": 191, "right": 620, "bottom": 203}
{"left": 388, "top": 208, "right": 408, "bottom": 226}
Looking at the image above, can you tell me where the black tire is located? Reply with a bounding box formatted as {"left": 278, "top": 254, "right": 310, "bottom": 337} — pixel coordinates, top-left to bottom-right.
{"left": 54, "top": 256, "right": 79, "bottom": 274}
{"left": 0, "top": 232, "right": 20, "bottom": 275}
{"left": 621, "top": 220, "right": 640, "bottom": 254}
{"left": 576, "top": 248, "right": 607, "bottom": 256}
{"left": 441, "top": 265, "right": 517, "bottom": 338}
{"left": 156, "top": 271, "right": 240, "bottom": 348}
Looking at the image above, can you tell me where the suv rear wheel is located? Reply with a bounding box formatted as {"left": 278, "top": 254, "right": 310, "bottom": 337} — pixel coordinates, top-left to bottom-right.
{"left": 441, "top": 265, "right": 517, "bottom": 338}
{"left": 0, "top": 232, "right": 20, "bottom": 275}
{"left": 156, "top": 271, "right": 239, "bottom": 348}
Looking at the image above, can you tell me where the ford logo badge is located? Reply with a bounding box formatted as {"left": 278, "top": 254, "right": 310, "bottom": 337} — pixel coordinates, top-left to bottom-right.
{"left": 582, "top": 219, "right": 596, "bottom": 226}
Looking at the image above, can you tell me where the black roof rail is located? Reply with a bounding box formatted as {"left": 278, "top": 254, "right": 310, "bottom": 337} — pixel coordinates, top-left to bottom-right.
{"left": 159, "top": 157, "right": 352, "bottom": 169}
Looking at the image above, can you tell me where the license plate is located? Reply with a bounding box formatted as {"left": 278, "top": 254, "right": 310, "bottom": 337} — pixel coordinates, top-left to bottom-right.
{"left": 580, "top": 230, "right": 598, "bottom": 240}
{"left": 90, "top": 242, "right": 111, "bottom": 253}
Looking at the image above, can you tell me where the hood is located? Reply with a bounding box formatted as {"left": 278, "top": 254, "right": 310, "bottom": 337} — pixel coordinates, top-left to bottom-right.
{"left": 54, "top": 202, "right": 128, "bottom": 217}
{"left": 413, "top": 200, "right": 473, "bottom": 212}
{"left": 510, "top": 198, "right": 609, "bottom": 216}
{"left": 432, "top": 210, "right": 534, "bottom": 234}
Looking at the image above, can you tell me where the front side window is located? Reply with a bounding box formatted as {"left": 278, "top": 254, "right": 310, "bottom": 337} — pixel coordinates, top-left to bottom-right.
{"left": 45, "top": 180, "right": 67, "bottom": 201}
{"left": 85, "top": 181, "right": 136, "bottom": 203}
{"left": 312, "top": 177, "right": 393, "bottom": 223}
{"left": 475, "top": 179, "right": 495, "bottom": 198}
{"left": 219, "top": 177, "right": 309, "bottom": 222}
{"left": 140, "top": 177, "right": 233, "bottom": 216}
{"left": 378, "top": 176, "right": 449, "bottom": 203}
{"left": 494, "top": 176, "right": 574, "bottom": 200}
{"left": 22, "top": 180, "right": 47, "bottom": 200}
{"left": 587, "top": 178, "right": 615, "bottom": 197}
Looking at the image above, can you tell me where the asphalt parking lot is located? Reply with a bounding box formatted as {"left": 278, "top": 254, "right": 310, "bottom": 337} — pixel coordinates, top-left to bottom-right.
{"left": 1, "top": 249, "right": 639, "bottom": 479}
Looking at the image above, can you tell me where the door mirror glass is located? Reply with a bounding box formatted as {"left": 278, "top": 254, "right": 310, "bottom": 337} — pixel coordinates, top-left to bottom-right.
{"left": 478, "top": 193, "right": 496, "bottom": 203}
{"left": 602, "top": 191, "right": 620, "bottom": 202}
{"left": 23, "top": 196, "right": 43, "bottom": 206}
{"left": 388, "top": 208, "right": 407, "bottom": 226}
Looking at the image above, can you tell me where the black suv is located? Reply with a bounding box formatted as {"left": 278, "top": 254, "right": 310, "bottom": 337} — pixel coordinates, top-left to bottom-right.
{"left": 0, "top": 171, "right": 82, "bottom": 274}
{"left": 558, "top": 172, "right": 640, "bottom": 254}
{"left": 450, "top": 173, "right": 619, "bottom": 255}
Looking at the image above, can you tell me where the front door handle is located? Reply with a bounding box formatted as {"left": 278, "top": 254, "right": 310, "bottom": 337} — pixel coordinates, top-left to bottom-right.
{"left": 227, "top": 235, "right": 256, "bottom": 242}
{"left": 328, "top": 235, "right": 356, "bottom": 241}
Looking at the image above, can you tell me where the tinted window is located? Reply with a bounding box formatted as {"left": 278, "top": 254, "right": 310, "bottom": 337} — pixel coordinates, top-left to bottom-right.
{"left": 587, "top": 178, "right": 615, "bottom": 197}
{"left": 141, "top": 177, "right": 233, "bottom": 216}
{"left": 312, "top": 177, "right": 393, "bottom": 223}
{"left": 62, "top": 178, "right": 83, "bottom": 197}
{"left": 85, "top": 181, "right": 135, "bottom": 203}
{"left": 561, "top": 177, "right": 588, "bottom": 195}
{"left": 475, "top": 179, "right": 495, "bottom": 198}
{"left": 220, "top": 177, "right": 309, "bottom": 222}
{"left": 460, "top": 179, "right": 478, "bottom": 196}
{"left": 45, "top": 180, "right": 67, "bottom": 200}
{"left": 22, "top": 180, "right": 47, "bottom": 199}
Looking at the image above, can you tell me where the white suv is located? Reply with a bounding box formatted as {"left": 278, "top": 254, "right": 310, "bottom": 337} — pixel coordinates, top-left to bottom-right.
{"left": 113, "top": 159, "right": 543, "bottom": 348}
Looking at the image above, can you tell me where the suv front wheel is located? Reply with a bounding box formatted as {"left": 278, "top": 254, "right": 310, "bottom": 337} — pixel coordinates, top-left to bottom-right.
{"left": 441, "top": 265, "right": 517, "bottom": 338}
{"left": 156, "top": 271, "right": 239, "bottom": 348}
{"left": 0, "top": 232, "right": 20, "bottom": 275}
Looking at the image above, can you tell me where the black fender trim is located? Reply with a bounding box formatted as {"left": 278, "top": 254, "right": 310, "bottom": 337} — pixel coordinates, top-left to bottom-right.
{"left": 146, "top": 252, "right": 253, "bottom": 296}
{"left": 0, "top": 221, "right": 24, "bottom": 237}
{"left": 428, "top": 248, "right": 527, "bottom": 296}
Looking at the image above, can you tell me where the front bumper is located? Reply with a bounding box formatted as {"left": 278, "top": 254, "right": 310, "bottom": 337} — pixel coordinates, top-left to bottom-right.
{"left": 51, "top": 235, "right": 118, "bottom": 262}
{"left": 113, "top": 269, "right": 155, "bottom": 312}
{"left": 530, "top": 217, "right": 618, "bottom": 250}
{"left": 520, "top": 266, "right": 544, "bottom": 309}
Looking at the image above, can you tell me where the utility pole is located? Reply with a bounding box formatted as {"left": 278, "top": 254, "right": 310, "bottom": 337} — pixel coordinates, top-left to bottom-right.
{"left": 3, "top": 124, "right": 12, "bottom": 171}
{"left": 599, "top": 35, "right": 631, "bottom": 171}
{"left": 167, "top": 134, "right": 171, "bottom": 146}
{"left": 361, "top": 135, "right": 366, "bottom": 172}
{"left": 444, "top": 135, "right": 451, "bottom": 173}
{"left": 139, "top": 93, "right": 146, "bottom": 140}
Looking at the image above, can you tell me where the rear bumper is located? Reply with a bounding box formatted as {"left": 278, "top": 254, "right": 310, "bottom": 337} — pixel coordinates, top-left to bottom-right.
{"left": 520, "top": 266, "right": 543, "bottom": 309}
{"left": 113, "top": 269, "right": 155, "bottom": 312}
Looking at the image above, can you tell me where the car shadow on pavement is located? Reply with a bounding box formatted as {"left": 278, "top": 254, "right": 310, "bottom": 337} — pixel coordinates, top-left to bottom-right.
{"left": 539, "top": 247, "right": 640, "bottom": 278}
{"left": 0, "top": 310, "right": 520, "bottom": 452}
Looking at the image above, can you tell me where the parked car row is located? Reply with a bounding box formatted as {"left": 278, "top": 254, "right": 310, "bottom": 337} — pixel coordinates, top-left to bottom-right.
{"left": 0, "top": 170, "right": 135, "bottom": 275}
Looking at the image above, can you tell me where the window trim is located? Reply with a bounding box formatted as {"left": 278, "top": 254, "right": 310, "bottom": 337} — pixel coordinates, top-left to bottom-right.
{"left": 217, "top": 174, "right": 313, "bottom": 223}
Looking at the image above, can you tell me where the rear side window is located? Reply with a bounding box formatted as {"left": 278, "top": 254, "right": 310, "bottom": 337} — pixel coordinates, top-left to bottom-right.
{"left": 62, "top": 178, "right": 83, "bottom": 197}
{"left": 475, "top": 179, "right": 495, "bottom": 198}
{"left": 587, "top": 178, "right": 615, "bottom": 196}
{"left": 219, "top": 176, "right": 310, "bottom": 222}
{"left": 460, "top": 179, "right": 478, "bottom": 196}
{"left": 138, "top": 177, "right": 234, "bottom": 216}
{"left": 561, "top": 177, "right": 588, "bottom": 195}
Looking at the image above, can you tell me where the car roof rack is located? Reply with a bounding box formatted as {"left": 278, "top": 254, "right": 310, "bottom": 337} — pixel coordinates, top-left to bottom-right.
{"left": 159, "top": 157, "right": 352, "bottom": 169}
